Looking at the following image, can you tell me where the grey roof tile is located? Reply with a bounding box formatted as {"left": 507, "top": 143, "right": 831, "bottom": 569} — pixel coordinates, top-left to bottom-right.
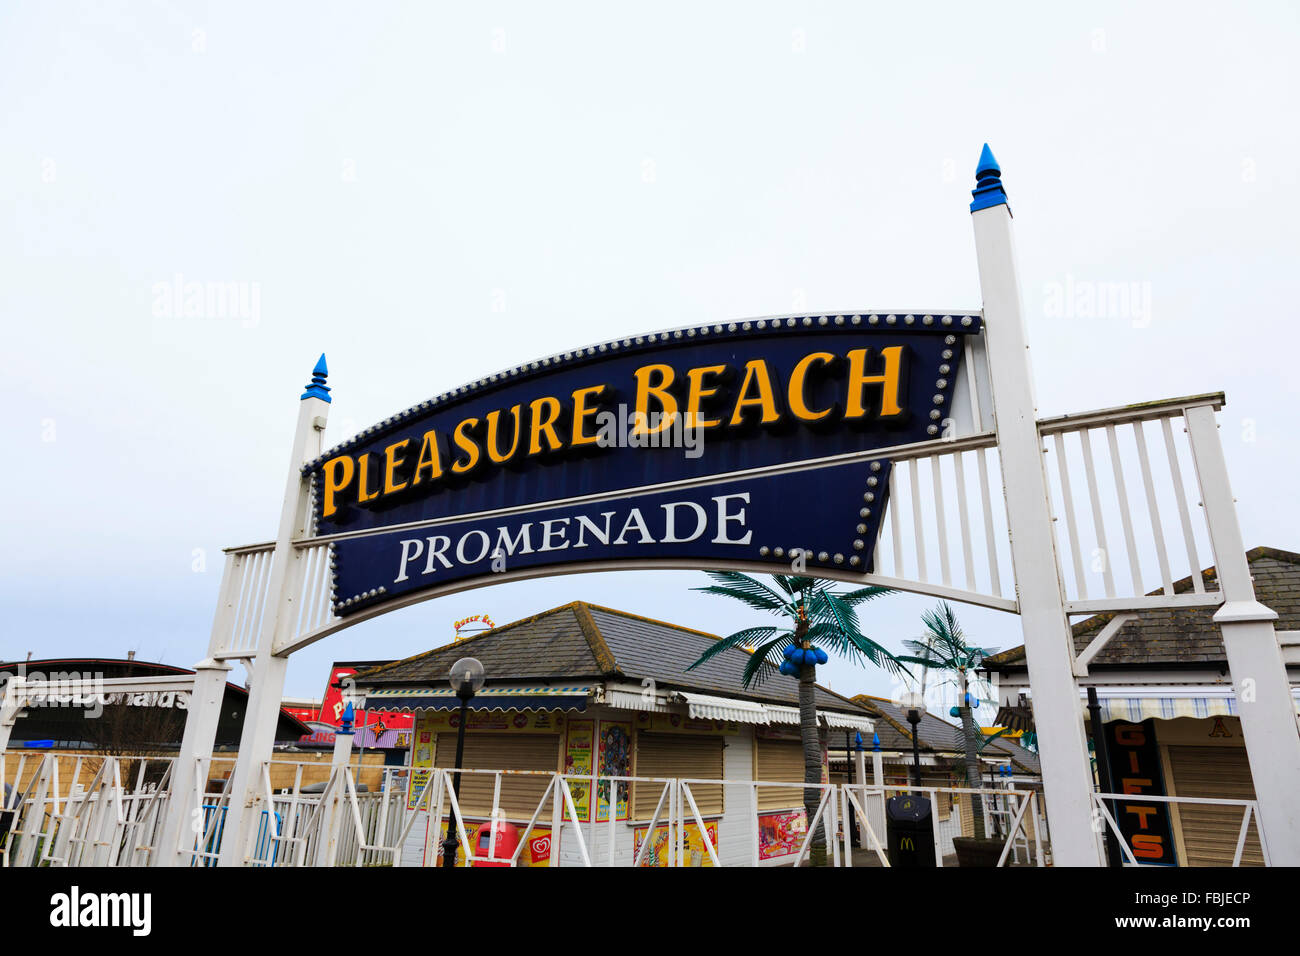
{"left": 354, "top": 601, "right": 872, "bottom": 718}
{"left": 985, "top": 547, "right": 1300, "bottom": 671}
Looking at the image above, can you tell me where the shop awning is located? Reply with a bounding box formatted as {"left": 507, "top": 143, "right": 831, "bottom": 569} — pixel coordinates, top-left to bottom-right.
{"left": 765, "top": 704, "right": 875, "bottom": 732}
{"left": 663, "top": 692, "right": 874, "bottom": 732}
{"left": 598, "top": 686, "right": 673, "bottom": 713}
{"left": 670, "top": 691, "right": 768, "bottom": 723}
{"left": 361, "top": 683, "right": 592, "bottom": 713}
{"left": 1080, "top": 688, "right": 1300, "bottom": 724}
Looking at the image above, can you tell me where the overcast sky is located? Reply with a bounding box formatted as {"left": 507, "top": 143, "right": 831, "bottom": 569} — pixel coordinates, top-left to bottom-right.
{"left": 3, "top": 2, "right": 1297, "bottom": 712}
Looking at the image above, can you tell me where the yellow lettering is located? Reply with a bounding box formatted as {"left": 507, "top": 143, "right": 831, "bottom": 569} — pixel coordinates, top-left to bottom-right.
{"left": 528, "top": 397, "right": 564, "bottom": 455}
{"left": 729, "top": 359, "right": 780, "bottom": 426}
{"left": 411, "top": 430, "right": 444, "bottom": 486}
{"left": 451, "top": 418, "right": 481, "bottom": 474}
{"left": 788, "top": 351, "right": 835, "bottom": 421}
{"left": 484, "top": 406, "right": 522, "bottom": 464}
{"left": 685, "top": 365, "right": 726, "bottom": 429}
{"left": 382, "top": 439, "right": 410, "bottom": 495}
{"left": 845, "top": 346, "right": 905, "bottom": 419}
{"left": 321, "top": 455, "right": 355, "bottom": 518}
{"left": 356, "top": 453, "right": 380, "bottom": 503}
{"left": 632, "top": 364, "right": 677, "bottom": 436}
{"left": 570, "top": 385, "right": 607, "bottom": 447}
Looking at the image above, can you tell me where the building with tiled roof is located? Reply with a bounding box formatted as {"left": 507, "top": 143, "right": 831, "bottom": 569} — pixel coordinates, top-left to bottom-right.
{"left": 982, "top": 546, "right": 1298, "bottom": 866}
{"left": 352, "top": 601, "right": 877, "bottom": 867}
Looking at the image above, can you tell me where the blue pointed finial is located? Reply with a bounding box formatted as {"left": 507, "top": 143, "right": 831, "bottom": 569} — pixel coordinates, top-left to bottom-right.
{"left": 872, "top": 731, "right": 881, "bottom": 752}
{"left": 854, "top": 731, "right": 864, "bottom": 752}
{"left": 340, "top": 700, "right": 354, "bottom": 733}
{"left": 970, "top": 143, "right": 1009, "bottom": 213}
{"left": 301, "top": 353, "right": 331, "bottom": 403}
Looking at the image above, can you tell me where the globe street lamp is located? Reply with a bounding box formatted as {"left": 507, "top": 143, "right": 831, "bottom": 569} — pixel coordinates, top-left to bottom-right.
{"left": 898, "top": 690, "right": 926, "bottom": 794}
{"left": 441, "top": 657, "right": 486, "bottom": 868}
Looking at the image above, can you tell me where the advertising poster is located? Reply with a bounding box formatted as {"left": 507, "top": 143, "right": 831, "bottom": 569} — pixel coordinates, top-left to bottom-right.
{"left": 596, "top": 720, "right": 632, "bottom": 822}
{"left": 564, "top": 719, "right": 595, "bottom": 821}
{"left": 633, "top": 820, "right": 719, "bottom": 867}
{"left": 757, "top": 809, "right": 807, "bottom": 860}
{"left": 408, "top": 724, "right": 436, "bottom": 810}
{"left": 431, "top": 820, "right": 553, "bottom": 867}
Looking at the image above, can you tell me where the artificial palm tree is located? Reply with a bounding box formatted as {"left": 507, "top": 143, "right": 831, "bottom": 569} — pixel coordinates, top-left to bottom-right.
{"left": 687, "top": 571, "right": 903, "bottom": 866}
{"left": 895, "top": 601, "right": 997, "bottom": 842}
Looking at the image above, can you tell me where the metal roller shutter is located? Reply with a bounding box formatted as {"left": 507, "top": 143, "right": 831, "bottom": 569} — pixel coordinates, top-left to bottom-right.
{"left": 755, "top": 739, "right": 805, "bottom": 811}
{"left": 1165, "top": 745, "right": 1264, "bottom": 866}
{"left": 632, "top": 733, "right": 724, "bottom": 819}
{"left": 435, "top": 733, "right": 558, "bottom": 820}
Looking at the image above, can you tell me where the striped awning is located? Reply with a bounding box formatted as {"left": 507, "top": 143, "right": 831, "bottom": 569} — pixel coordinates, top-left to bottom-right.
{"left": 672, "top": 691, "right": 768, "bottom": 722}
{"left": 1080, "top": 688, "right": 1300, "bottom": 724}
{"left": 600, "top": 686, "right": 673, "bottom": 714}
{"left": 362, "top": 684, "right": 592, "bottom": 713}
{"left": 665, "top": 692, "right": 875, "bottom": 732}
{"left": 765, "top": 704, "right": 875, "bottom": 732}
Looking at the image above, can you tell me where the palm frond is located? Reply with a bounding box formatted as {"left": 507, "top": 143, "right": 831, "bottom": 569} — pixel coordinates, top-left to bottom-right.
{"left": 845, "top": 630, "right": 911, "bottom": 678}
{"left": 692, "top": 572, "right": 791, "bottom": 615}
{"left": 976, "top": 727, "right": 1011, "bottom": 753}
{"left": 771, "top": 574, "right": 817, "bottom": 598}
{"left": 740, "top": 634, "right": 794, "bottom": 690}
{"left": 838, "top": 585, "right": 893, "bottom": 607}
{"left": 686, "top": 626, "right": 784, "bottom": 671}
{"left": 807, "top": 588, "right": 860, "bottom": 637}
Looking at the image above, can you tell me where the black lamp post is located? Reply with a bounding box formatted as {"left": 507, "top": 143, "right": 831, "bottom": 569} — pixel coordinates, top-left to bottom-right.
{"left": 900, "top": 691, "right": 925, "bottom": 794}
{"left": 441, "top": 656, "right": 485, "bottom": 869}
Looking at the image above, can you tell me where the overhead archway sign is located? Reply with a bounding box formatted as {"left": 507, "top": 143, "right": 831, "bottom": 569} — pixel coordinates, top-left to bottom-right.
{"left": 149, "top": 145, "right": 1300, "bottom": 870}
{"left": 305, "top": 315, "right": 983, "bottom": 614}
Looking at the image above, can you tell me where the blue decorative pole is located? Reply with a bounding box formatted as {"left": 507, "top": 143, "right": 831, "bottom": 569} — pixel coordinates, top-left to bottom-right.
{"left": 301, "top": 354, "right": 331, "bottom": 402}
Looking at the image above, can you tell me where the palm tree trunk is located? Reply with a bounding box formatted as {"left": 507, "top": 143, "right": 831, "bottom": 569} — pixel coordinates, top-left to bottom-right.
{"left": 959, "top": 671, "right": 986, "bottom": 840}
{"left": 798, "top": 660, "right": 826, "bottom": 866}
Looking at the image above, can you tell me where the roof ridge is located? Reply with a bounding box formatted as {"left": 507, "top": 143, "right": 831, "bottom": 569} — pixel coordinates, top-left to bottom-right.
{"left": 572, "top": 602, "right": 622, "bottom": 675}
{"left": 354, "top": 602, "right": 587, "bottom": 681}
{"left": 583, "top": 602, "right": 871, "bottom": 713}
{"left": 579, "top": 601, "right": 724, "bottom": 641}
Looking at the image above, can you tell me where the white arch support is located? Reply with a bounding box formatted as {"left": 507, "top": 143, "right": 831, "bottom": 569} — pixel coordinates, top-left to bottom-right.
{"left": 151, "top": 149, "right": 1300, "bottom": 867}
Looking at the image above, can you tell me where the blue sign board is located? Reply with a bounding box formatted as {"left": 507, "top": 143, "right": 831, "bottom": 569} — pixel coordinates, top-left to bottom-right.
{"left": 305, "top": 315, "right": 980, "bottom": 615}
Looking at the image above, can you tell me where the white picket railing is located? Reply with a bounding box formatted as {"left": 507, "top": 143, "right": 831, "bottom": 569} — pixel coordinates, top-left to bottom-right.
{"left": 1091, "top": 790, "right": 1267, "bottom": 867}
{"left": 5, "top": 755, "right": 1268, "bottom": 868}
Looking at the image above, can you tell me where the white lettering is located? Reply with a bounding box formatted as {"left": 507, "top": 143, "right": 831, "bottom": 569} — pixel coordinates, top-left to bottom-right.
{"left": 614, "top": 508, "right": 655, "bottom": 545}
{"left": 422, "top": 535, "right": 454, "bottom": 573}
{"left": 539, "top": 518, "right": 571, "bottom": 552}
{"left": 573, "top": 512, "right": 615, "bottom": 548}
{"left": 712, "top": 493, "right": 752, "bottom": 544}
{"left": 394, "top": 538, "right": 424, "bottom": 582}
{"left": 455, "top": 529, "right": 491, "bottom": 565}
{"left": 661, "top": 500, "right": 707, "bottom": 543}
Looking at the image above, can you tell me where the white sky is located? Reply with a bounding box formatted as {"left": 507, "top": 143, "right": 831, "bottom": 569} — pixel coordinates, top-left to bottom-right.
{"left": 3, "top": 2, "right": 1297, "bottom": 709}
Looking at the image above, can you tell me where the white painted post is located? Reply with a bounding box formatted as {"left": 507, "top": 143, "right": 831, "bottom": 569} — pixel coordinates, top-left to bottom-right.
{"left": 218, "top": 357, "right": 331, "bottom": 865}
{"left": 855, "top": 745, "right": 868, "bottom": 844}
{"left": 155, "top": 658, "right": 231, "bottom": 865}
{"left": 970, "top": 146, "right": 1102, "bottom": 865}
{"left": 321, "top": 716, "right": 357, "bottom": 868}
{"left": 1185, "top": 403, "right": 1300, "bottom": 864}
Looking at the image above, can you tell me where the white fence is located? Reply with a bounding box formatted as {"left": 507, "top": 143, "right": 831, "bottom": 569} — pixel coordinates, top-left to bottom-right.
{"left": 0, "top": 755, "right": 1268, "bottom": 867}
{"left": 1092, "top": 790, "right": 1268, "bottom": 867}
